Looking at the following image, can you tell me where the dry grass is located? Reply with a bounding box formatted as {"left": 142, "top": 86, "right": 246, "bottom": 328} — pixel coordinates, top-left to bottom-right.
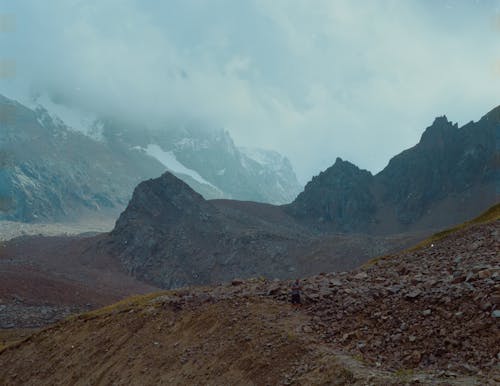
{"left": 364, "top": 203, "right": 500, "bottom": 267}
{"left": 0, "top": 328, "right": 38, "bottom": 353}
{"left": 73, "top": 291, "right": 169, "bottom": 320}
{"left": 407, "top": 203, "right": 500, "bottom": 252}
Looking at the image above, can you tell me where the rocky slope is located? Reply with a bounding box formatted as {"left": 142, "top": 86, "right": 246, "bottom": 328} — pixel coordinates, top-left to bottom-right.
{"left": 0, "top": 208, "right": 498, "bottom": 385}
{"left": 288, "top": 105, "right": 499, "bottom": 234}
{"left": 0, "top": 94, "right": 302, "bottom": 222}
{"left": 101, "top": 171, "right": 422, "bottom": 289}
{"left": 0, "top": 234, "right": 160, "bottom": 328}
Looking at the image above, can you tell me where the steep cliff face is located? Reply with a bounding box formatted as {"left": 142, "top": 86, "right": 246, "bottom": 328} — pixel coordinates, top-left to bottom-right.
{"left": 378, "top": 111, "right": 498, "bottom": 225}
{"left": 287, "top": 106, "right": 499, "bottom": 233}
{"left": 289, "top": 158, "right": 376, "bottom": 232}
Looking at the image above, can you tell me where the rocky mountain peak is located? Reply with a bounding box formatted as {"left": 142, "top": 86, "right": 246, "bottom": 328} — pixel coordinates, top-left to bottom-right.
{"left": 481, "top": 105, "right": 500, "bottom": 123}
{"left": 288, "top": 107, "right": 498, "bottom": 233}
{"left": 112, "top": 171, "right": 217, "bottom": 233}
{"left": 419, "top": 115, "right": 459, "bottom": 147}
{"left": 287, "top": 157, "right": 376, "bottom": 232}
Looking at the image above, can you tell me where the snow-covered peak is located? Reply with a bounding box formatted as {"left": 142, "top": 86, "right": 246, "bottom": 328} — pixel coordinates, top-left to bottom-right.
{"left": 239, "top": 147, "right": 288, "bottom": 172}
{"left": 30, "top": 93, "right": 104, "bottom": 142}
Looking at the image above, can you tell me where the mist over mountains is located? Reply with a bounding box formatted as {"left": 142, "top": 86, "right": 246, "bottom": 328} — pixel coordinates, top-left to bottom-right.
{"left": 0, "top": 94, "right": 301, "bottom": 222}
{"left": 1, "top": 2, "right": 499, "bottom": 384}
{"left": 95, "top": 105, "right": 499, "bottom": 288}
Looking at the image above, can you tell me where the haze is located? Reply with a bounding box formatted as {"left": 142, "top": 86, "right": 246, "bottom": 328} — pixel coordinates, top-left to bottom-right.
{"left": 1, "top": 0, "right": 499, "bottom": 183}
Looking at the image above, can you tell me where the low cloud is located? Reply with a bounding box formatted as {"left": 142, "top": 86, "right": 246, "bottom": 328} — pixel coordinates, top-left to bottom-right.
{"left": 1, "top": 0, "right": 499, "bottom": 182}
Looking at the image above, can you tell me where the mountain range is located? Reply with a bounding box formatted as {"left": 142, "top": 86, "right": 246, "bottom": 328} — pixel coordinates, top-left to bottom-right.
{"left": 94, "top": 105, "right": 498, "bottom": 288}
{"left": 288, "top": 107, "right": 499, "bottom": 233}
{"left": 0, "top": 94, "right": 302, "bottom": 222}
{"left": 1, "top": 100, "right": 498, "bottom": 291}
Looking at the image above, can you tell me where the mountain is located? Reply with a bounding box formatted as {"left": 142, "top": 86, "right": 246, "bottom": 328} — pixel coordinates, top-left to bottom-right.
{"left": 1, "top": 207, "right": 498, "bottom": 384}
{"left": 103, "top": 171, "right": 316, "bottom": 287}
{"left": 91, "top": 106, "right": 499, "bottom": 289}
{"left": 239, "top": 146, "right": 302, "bottom": 204}
{"left": 288, "top": 106, "right": 499, "bottom": 233}
{"left": 0, "top": 94, "right": 302, "bottom": 222}
{"left": 101, "top": 120, "right": 302, "bottom": 204}
{"left": 288, "top": 157, "right": 377, "bottom": 232}
{"left": 93, "top": 170, "right": 422, "bottom": 289}
{"left": 0, "top": 94, "right": 164, "bottom": 222}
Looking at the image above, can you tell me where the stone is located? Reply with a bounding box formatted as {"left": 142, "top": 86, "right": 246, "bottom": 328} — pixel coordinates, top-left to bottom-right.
{"left": 410, "top": 350, "right": 422, "bottom": 364}
{"left": 490, "top": 294, "right": 500, "bottom": 305}
{"left": 477, "top": 269, "right": 492, "bottom": 279}
{"left": 405, "top": 289, "right": 422, "bottom": 300}
{"left": 268, "top": 287, "right": 282, "bottom": 296}
{"left": 451, "top": 275, "right": 465, "bottom": 284}
{"left": 354, "top": 272, "right": 369, "bottom": 280}
{"left": 492, "top": 310, "right": 500, "bottom": 318}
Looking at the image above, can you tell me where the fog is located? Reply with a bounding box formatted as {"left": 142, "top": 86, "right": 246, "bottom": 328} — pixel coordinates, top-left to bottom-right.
{"left": 1, "top": 0, "right": 499, "bottom": 183}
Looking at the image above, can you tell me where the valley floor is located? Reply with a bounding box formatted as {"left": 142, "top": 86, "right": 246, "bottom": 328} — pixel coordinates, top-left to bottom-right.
{"left": 0, "top": 219, "right": 115, "bottom": 242}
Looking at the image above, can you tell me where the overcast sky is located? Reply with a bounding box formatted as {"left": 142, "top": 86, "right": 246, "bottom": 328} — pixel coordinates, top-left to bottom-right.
{"left": 1, "top": 0, "right": 499, "bottom": 183}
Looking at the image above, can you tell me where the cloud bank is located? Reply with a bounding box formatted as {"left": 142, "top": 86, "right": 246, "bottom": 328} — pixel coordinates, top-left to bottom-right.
{"left": 1, "top": 0, "right": 499, "bottom": 182}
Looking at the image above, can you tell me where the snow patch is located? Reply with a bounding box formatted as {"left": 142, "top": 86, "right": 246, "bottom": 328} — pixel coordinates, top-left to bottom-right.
{"left": 239, "top": 147, "right": 285, "bottom": 172}
{"left": 137, "top": 144, "right": 218, "bottom": 190}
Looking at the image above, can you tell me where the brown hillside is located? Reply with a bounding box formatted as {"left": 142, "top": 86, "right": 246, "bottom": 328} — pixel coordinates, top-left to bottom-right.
{"left": 0, "top": 211, "right": 498, "bottom": 385}
{"left": 0, "top": 234, "right": 160, "bottom": 328}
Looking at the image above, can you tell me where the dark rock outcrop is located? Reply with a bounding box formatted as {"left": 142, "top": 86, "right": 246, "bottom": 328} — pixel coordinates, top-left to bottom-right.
{"left": 287, "top": 106, "right": 499, "bottom": 233}
{"left": 101, "top": 106, "right": 499, "bottom": 289}
{"left": 289, "top": 158, "right": 376, "bottom": 232}
{"left": 103, "top": 171, "right": 418, "bottom": 288}
{"left": 104, "top": 171, "right": 311, "bottom": 288}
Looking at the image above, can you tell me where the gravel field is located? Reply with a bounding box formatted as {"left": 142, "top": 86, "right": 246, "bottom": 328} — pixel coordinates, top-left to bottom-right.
{"left": 0, "top": 220, "right": 115, "bottom": 242}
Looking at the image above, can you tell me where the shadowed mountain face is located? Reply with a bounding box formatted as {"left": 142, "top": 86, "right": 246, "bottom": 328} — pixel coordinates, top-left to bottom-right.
{"left": 289, "top": 158, "right": 377, "bottom": 232}
{"left": 101, "top": 171, "right": 420, "bottom": 288}
{"left": 103, "top": 171, "right": 313, "bottom": 288}
{"left": 287, "top": 106, "right": 499, "bottom": 233}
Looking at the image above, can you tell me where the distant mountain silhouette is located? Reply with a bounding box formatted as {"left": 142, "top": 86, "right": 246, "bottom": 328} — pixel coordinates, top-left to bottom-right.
{"left": 287, "top": 106, "right": 499, "bottom": 233}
